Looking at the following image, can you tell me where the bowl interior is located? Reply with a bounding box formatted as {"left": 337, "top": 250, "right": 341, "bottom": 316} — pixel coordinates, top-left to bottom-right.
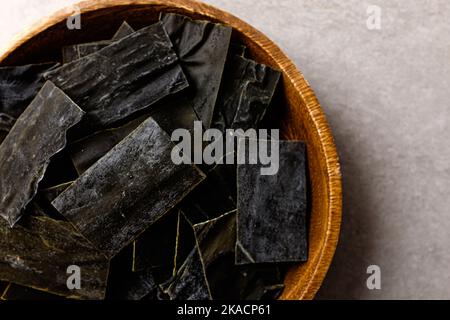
{"left": 0, "top": 0, "right": 342, "bottom": 300}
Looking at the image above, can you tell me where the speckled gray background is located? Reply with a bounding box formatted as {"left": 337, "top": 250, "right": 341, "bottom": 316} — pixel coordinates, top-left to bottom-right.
{"left": 1, "top": 0, "right": 449, "bottom": 299}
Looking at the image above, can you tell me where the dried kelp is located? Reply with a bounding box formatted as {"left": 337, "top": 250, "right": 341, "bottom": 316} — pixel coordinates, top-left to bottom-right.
{"left": 161, "top": 248, "right": 211, "bottom": 300}
{"left": 0, "top": 215, "right": 108, "bottom": 299}
{"left": 1, "top": 283, "right": 62, "bottom": 300}
{"left": 106, "top": 245, "right": 158, "bottom": 300}
{"left": 0, "top": 62, "right": 58, "bottom": 120}
{"left": 160, "top": 13, "right": 232, "bottom": 129}
{"left": 69, "top": 115, "right": 148, "bottom": 175}
{"left": 236, "top": 140, "right": 308, "bottom": 264}
{"left": 62, "top": 21, "right": 135, "bottom": 63}
{"left": 0, "top": 81, "right": 84, "bottom": 226}
{"left": 194, "top": 210, "right": 284, "bottom": 299}
{"left": 212, "top": 55, "right": 280, "bottom": 132}
{"left": 193, "top": 210, "right": 236, "bottom": 300}
{"left": 52, "top": 116, "right": 205, "bottom": 258}
{"left": 46, "top": 22, "right": 189, "bottom": 132}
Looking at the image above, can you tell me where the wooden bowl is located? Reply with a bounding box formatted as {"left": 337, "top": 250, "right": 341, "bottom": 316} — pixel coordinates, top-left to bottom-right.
{"left": 0, "top": 0, "right": 342, "bottom": 300}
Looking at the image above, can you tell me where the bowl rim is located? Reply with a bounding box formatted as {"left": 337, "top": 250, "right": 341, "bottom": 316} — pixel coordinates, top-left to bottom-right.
{"left": 0, "top": 0, "right": 342, "bottom": 300}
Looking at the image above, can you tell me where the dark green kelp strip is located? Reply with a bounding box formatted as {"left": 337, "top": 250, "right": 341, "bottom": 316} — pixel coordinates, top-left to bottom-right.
{"left": 52, "top": 116, "right": 205, "bottom": 258}
{"left": 46, "top": 22, "right": 188, "bottom": 132}
{"left": 0, "top": 81, "right": 84, "bottom": 226}
{"left": 160, "top": 13, "right": 232, "bottom": 129}
{"left": 236, "top": 140, "right": 308, "bottom": 264}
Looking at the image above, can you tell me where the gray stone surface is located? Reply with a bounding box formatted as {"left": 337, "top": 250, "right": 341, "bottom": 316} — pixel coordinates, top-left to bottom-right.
{"left": 0, "top": 0, "right": 449, "bottom": 299}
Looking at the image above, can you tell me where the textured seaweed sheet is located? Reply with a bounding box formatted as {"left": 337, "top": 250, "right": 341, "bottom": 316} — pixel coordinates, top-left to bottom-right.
{"left": 62, "top": 21, "right": 135, "bottom": 63}
{"left": 1, "top": 283, "right": 62, "bottom": 300}
{"left": 45, "top": 22, "right": 189, "bottom": 133}
{"left": 160, "top": 13, "right": 232, "bottom": 129}
{"left": 212, "top": 55, "right": 280, "bottom": 132}
{"left": 161, "top": 247, "right": 211, "bottom": 300}
{"left": 193, "top": 210, "right": 284, "bottom": 300}
{"left": 0, "top": 81, "right": 84, "bottom": 226}
{"left": 52, "top": 116, "right": 205, "bottom": 258}
{"left": 0, "top": 215, "right": 108, "bottom": 299}
{"left": 132, "top": 208, "right": 178, "bottom": 283}
{"left": 236, "top": 140, "right": 308, "bottom": 264}
{"left": 0, "top": 62, "right": 58, "bottom": 120}
{"left": 106, "top": 245, "right": 157, "bottom": 300}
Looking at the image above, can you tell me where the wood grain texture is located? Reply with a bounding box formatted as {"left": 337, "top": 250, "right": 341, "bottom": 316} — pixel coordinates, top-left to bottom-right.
{"left": 0, "top": 0, "right": 342, "bottom": 300}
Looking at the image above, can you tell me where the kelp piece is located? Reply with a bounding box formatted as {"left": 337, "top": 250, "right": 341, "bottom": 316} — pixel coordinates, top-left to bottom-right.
{"left": 193, "top": 210, "right": 236, "bottom": 299}
{"left": 112, "top": 21, "right": 135, "bottom": 40}
{"left": 160, "top": 13, "right": 232, "bottom": 128}
{"left": 161, "top": 248, "right": 211, "bottom": 300}
{"left": 62, "top": 22, "right": 135, "bottom": 63}
{"left": 132, "top": 209, "right": 179, "bottom": 283}
{"left": 0, "top": 113, "right": 15, "bottom": 132}
{"left": 181, "top": 164, "right": 236, "bottom": 225}
{"left": 0, "top": 62, "right": 59, "bottom": 120}
{"left": 69, "top": 115, "right": 148, "bottom": 175}
{"left": 0, "top": 81, "right": 84, "bottom": 226}
{"left": 0, "top": 215, "right": 108, "bottom": 299}
{"left": 236, "top": 140, "right": 308, "bottom": 264}
{"left": 1, "top": 284, "right": 62, "bottom": 300}
{"left": 52, "top": 116, "right": 205, "bottom": 258}
{"left": 46, "top": 22, "right": 189, "bottom": 132}
{"left": 193, "top": 210, "right": 283, "bottom": 299}
{"left": 106, "top": 245, "right": 158, "bottom": 300}
{"left": 212, "top": 55, "right": 281, "bottom": 132}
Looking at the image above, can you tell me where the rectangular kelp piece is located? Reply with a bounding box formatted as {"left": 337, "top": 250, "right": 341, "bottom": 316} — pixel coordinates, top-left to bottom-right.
{"left": 52, "top": 116, "right": 205, "bottom": 258}
{"left": 45, "top": 22, "right": 189, "bottom": 133}
{"left": 236, "top": 140, "right": 308, "bottom": 264}
{"left": 160, "top": 13, "right": 232, "bottom": 129}
{"left": 0, "top": 81, "right": 84, "bottom": 226}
